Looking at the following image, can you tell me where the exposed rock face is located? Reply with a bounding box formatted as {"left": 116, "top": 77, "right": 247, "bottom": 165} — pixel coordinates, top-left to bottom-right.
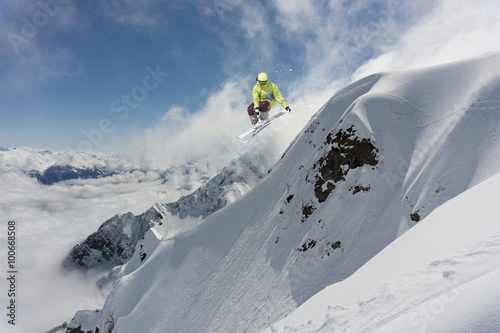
{"left": 62, "top": 207, "right": 163, "bottom": 270}
{"left": 313, "top": 126, "right": 379, "bottom": 202}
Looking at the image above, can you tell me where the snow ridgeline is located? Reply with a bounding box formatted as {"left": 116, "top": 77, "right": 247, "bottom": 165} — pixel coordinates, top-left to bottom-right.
{"left": 67, "top": 52, "right": 500, "bottom": 333}
{"left": 0, "top": 147, "right": 126, "bottom": 174}
{"left": 62, "top": 150, "right": 272, "bottom": 280}
{"left": 0, "top": 146, "right": 218, "bottom": 187}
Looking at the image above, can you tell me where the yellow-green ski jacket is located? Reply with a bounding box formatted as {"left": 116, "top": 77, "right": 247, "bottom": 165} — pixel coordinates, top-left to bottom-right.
{"left": 252, "top": 81, "right": 289, "bottom": 110}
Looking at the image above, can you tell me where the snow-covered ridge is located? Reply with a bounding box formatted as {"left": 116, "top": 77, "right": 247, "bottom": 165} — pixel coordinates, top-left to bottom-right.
{"left": 0, "top": 146, "right": 232, "bottom": 202}
{"left": 66, "top": 52, "right": 500, "bottom": 333}
{"left": 0, "top": 147, "right": 136, "bottom": 184}
{"left": 0, "top": 147, "right": 126, "bottom": 173}
{"left": 163, "top": 152, "right": 269, "bottom": 219}
{"left": 62, "top": 149, "right": 272, "bottom": 273}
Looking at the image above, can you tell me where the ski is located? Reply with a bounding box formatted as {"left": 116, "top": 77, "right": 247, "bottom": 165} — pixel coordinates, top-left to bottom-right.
{"left": 237, "top": 127, "right": 256, "bottom": 139}
{"left": 238, "top": 111, "right": 286, "bottom": 142}
{"left": 242, "top": 118, "right": 280, "bottom": 143}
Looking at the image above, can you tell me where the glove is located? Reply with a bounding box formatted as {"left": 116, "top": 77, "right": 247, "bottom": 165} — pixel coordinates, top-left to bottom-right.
{"left": 254, "top": 107, "right": 261, "bottom": 116}
{"left": 285, "top": 106, "right": 291, "bottom": 113}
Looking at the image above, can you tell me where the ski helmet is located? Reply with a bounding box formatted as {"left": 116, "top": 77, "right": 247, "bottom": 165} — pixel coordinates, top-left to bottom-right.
{"left": 256, "top": 72, "right": 268, "bottom": 82}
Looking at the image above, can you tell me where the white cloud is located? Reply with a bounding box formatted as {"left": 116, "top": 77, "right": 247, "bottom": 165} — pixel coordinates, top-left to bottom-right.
{"left": 0, "top": 172, "right": 112, "bottom": 332}
{"left": 273, "top": 0, "right": 323, "bottom": 34}
{"left": 353, "top": 0, "right": 500, "bottom": 79}
{"left": 124, "top": 76, "right": 254, "bottom": 169}
{"left": 96, "top": 0, "right": 165, "bottom": 30}
{"left": 269, "top": 0, "right": 430, "bottom": 90}
{"left": 0, "top": 163, "right": 220, "bottom": 331}
{"left": 222, "top": 1, "right": 278, "bottom": 67}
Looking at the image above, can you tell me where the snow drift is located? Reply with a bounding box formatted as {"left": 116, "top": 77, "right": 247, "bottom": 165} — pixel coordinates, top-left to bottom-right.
{"left": 67, "top": 52, "right": 500, "bottom": 333}
{"left": 264, "top": 166, "right": 500, "bottom": 333}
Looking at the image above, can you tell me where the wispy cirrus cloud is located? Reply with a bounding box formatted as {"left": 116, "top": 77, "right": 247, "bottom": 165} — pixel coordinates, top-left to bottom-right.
{"left": 0, "top": 0, "right": 168, "bottom": 96}
{"left": 353, "top": 0, "right": 500, "bottom": 79}
{"left": 189, "top": 0, "right": 437, "bottom": 91}
{"left": 95, "top": 0, "right": 165, "bottom": 30}
{"left": 0, "top": 0, "right": 84, "bottom": 94}
{"left": 271, "top": 0, "right": 436, "bottom": 88}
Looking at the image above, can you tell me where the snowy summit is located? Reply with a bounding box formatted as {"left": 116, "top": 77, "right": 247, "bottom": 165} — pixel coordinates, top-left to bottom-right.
{"left": 65, "top": 53, "right": 500, "bottom": 333}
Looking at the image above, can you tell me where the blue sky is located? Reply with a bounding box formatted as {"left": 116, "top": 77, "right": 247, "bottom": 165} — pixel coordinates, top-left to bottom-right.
{"left": 1, "top": 0, "right": 500, "bottom": 158}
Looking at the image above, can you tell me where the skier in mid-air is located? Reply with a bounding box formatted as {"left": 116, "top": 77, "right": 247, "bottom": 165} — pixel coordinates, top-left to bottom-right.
{"left": 247, "top": 72, "right": 291, "bottom": 127}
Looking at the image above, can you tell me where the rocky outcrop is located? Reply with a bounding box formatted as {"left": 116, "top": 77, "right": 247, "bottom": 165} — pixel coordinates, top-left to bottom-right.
{"left": 62, "top": 207, "right": 163, "bottom": 270}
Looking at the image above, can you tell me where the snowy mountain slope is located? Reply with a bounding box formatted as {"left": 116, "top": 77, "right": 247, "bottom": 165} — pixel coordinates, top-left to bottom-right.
{"left": 263, "top": 171, "right": 500, "bottom": 333}
{"left": 63, "top": 149, "right": 272, "bottom": 272}
{"left": 66, "top": 52, "right": 500, "bottom": 333}
{"left": 163, "top": 150, "right": 271, "bottom": 219}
